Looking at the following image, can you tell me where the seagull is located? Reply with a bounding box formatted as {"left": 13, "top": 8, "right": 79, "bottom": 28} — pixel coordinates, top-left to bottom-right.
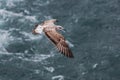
{"left": 32, "top": 19, "right": 74, "bottom": 58}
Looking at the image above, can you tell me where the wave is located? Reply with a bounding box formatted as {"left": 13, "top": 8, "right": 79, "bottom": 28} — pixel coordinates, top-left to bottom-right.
{"left": 0, "top": 9, "right": 38, "bottom": 23}
{"left": 19, "top": 31, "right": 43, "bottom": 41}
{"left": 8, "top": 28, "right": 43, "bottom": 41}
{"left": 44, "top": 66, "right": 55, "bottom": 73}
{"left": 0, "top": 28, "right": 55, "bottom": 63}
{"left": 33, "top": 0, "right": 54, "bottom": 6}
{"left": 0, "top": 9, "right": 23, "bottom": 17}
{"left": 2, "top": 0, "right": 24, "bottom": 8}
{"left": 52, "top": 75, "right": 64, "bottom": 80}
{"left": 22, "top": 53, "right": 55, "bottom": 62}
{"left": 34, "top": 66, "right": 55, "bottom": 74}
{"left": 0, "top": 28, "right": 40, "bottom": 52}
{"left": 0, "top": 29, "right": 12, "bottom": 54}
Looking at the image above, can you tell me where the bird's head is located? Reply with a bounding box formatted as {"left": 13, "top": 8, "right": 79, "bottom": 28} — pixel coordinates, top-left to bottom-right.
{"left": 32, "top": 24, "right": 44, "bottom": 35}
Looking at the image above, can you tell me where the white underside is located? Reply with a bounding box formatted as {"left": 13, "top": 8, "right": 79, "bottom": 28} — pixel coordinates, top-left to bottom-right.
{"left": 35, "top": 25, "right": 44, "bottom": 34}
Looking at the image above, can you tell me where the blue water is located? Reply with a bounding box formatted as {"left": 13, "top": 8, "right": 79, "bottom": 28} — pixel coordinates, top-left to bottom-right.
{"left": 0, "top": 0, "right": 120, "bottom": 80}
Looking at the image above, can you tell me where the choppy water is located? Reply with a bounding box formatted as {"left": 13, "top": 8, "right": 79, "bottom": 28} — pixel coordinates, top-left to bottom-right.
{"left": 0, "top": 0, "right": 120, "bottom": 80}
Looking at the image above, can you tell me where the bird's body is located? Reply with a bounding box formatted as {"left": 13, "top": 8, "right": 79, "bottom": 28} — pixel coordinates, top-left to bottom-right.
{"left": 32, "top": 19, "right": 74, "bottom": 58}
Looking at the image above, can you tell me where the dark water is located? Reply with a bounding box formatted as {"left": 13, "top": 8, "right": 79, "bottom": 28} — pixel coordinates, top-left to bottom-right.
{"left": 0, "top": 0, "right": 120, "bottom": 80}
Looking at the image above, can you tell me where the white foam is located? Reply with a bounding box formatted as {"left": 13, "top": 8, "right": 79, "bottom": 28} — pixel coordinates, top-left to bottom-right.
{"left": 0, "top": 9, "right": 38, "bottom": 22}
{"left": 44, "top": 66, "right": 55, "bottom": 73}
{"left": 0, "top": 9, "right": 23, "bottom": 18}
{"left": 0, "top": 28, "right": 43, "bottom": 55}
{"left": 23, "top": 53, "right": 54, "bottom": 62}
{"left": 38, "top": 1, "right": 50, "bottom": 6}
{"left": 0, "top": 29, "right": 13, "bottom": 54}
{"left": 21, "top": 47, "right": 56, "bottom": 63}
{"left": 71, "top": 14, "right": 79, "bottom": 23}
{"left": 52, "top": 75, "right": 64, "bottom": 80}
{"left": 82, "top": 72, "right": 86, "bottom": 75}
{"left": 0, "top": 30, "right": 10, "bottom": 45}
{"left": 6, "top": 0, "right": 16, "bottom": 8}
{"left": 1, "top": 0, "right": 24, "bottom": 8}
{"left": 24, "top": 16, "right": 37, "bottom": 22}
{"left": 8, "top": 28, "right": 42, "bottom": 41}
{"left": 33, "top": 0, "right": 52, "bottom": 6}
{"left": 24, "top": 10, "right": 30, "bottom": 14}
{"left": 20, "top": 31, "right": 43, "bottom": 41}
{"left": 93, "top": 63, "right": 98, "bottom": 69}
{"left": 34, "top": 69, "right": 41, "bottom": 74}
{"left": 5, "top": 0, "right": 24, "bottom": 7}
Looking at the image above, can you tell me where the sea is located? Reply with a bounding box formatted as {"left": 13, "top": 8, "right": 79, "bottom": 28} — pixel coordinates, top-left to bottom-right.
{"left": 0, "top": 0, "right": 120, "bottom": 80}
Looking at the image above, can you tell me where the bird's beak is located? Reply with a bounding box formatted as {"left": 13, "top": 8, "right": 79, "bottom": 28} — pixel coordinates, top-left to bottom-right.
{"left": 61, "top": 29, "right": 66, "bottom": 32}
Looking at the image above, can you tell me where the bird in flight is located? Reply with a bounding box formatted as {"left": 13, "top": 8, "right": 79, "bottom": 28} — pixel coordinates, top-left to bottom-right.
{"left": 32, "top": 19, "right": 74, "bottom": 58}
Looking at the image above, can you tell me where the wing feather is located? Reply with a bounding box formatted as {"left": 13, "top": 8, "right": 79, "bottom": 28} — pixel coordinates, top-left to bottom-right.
{"left": 44, "top": 29, "right": 74, "bottom": 58}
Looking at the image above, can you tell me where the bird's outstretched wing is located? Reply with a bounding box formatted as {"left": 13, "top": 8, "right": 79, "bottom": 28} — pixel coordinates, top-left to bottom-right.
{"left": 44, "top": 29, "right": 74, "bottom": 58}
